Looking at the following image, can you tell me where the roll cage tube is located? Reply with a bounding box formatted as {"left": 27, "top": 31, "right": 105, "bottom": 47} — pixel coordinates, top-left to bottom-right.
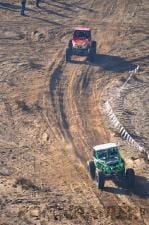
{"left": 96, "top": 148, "right": 120, "bottom": 160}
{"left": 73, "top": 30, "right": 91, "bottom": 40}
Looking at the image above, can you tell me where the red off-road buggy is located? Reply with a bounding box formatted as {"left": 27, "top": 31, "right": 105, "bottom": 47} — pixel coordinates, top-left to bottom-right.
{"left": 66, "top": 27, "right": 96, "bottom": 62}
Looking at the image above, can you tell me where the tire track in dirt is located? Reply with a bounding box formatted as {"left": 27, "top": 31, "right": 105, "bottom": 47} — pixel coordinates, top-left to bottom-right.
{"left": 42, "top": 50, "right": 65, "bottom": 141}
{"left": 42, "top": 53, "right": 120, "bottom": 223}
{"left": 31, "top": 2, "right": 112, "bottom": 220}
{"left": 43, "top": 17, "right": 136, "bottom": 225}
{"left": 65, "top": 63, "right": 92, "bottom": 158}
{"left": 40, "top": 54, "right": 105, "bottom": 221}
{"left": 1, "top": 0, "right": 148, "bottom": 224}
{"left": 45, "top": 55, "right": 134, "bottom": 224}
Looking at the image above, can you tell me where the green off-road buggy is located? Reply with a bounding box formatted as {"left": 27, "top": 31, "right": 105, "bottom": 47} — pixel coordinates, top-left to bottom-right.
{"left": 87, "top": 143, "right": 135, "bottom": 189}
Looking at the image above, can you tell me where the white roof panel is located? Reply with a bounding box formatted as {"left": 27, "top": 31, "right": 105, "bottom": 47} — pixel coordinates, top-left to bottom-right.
{"left": 74, "top": 26, "right": 91, "bottom": 31}
{"left": 93, "top": 143, "right": 118, "bottom": 151}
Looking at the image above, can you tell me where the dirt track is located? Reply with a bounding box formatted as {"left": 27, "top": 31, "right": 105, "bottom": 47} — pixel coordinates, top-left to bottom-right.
{"left": 0, "top": 0, "right": 149, "bottom": 224}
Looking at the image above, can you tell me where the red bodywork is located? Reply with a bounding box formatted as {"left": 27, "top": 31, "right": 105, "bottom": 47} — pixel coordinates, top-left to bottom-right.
{"left": 72, "top": 27, "right": 91, "bottom": 47}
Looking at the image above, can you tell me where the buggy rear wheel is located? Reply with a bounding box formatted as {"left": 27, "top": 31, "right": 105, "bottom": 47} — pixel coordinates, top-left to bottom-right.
{"left": 126, "top": 168, "right": 135, "bottom": 188}
{"left": 66, "top": 48, "right": 72, "bottom": 62}
{"left": 88, "top": 41, "right": 96, "bottom": 62}
{"left": 91, "top": 41, "right": 96, "bottom": 54}
{"left": 87, "top": 160, "right": 95, "bottom": 180}
{"left": 96, "top": 172, "right": 105, "bottom": 189}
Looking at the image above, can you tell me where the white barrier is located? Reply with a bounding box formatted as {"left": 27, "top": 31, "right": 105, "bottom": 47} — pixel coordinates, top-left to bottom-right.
{"left": 103, "top": 65, "right": 148, "bottom": 157}
{"left": 119, "top": 65, "right": 139, "bottom": 93}
{"left": 104, "top": 100, "right": 144, "bottom": 153}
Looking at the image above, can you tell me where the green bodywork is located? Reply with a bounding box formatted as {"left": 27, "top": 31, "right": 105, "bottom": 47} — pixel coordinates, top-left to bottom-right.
{"left": 93, "top": 147, "right": 125, "bottom": 175}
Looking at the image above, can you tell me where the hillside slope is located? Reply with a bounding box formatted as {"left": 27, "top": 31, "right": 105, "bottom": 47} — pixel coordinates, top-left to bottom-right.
{"left": 0, "top": 0, "right": 148, "bottom": 224}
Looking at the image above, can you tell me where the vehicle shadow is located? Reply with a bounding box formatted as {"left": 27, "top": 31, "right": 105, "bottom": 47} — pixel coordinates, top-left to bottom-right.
{"left": 49, "top": 0, "right": 95, "bottom": 12}
{"left": 69, "top": 54, "right": 137, "bottom": 73}
{"left": 0, "top": 2, "right": 19, "bottom": 11}
{"left": 94, "top": 54, "right": 137, "bottom": 73}
{"left": 0, "top": 2, "right": 36, "bottom": 13}
{"left": 103, "top": 175, "right": 149, "bottom": 198}
{"left": 31, "top": 16, "right": 61, "bottom": 26}
{"left": 50, "top": 0, "right": 73, "bottom": 8}
{"left": 44, "top": 1, "right": 75, "bottom": 12}
{"left": 41, "top": 7, "right": 72, "bottom": 18}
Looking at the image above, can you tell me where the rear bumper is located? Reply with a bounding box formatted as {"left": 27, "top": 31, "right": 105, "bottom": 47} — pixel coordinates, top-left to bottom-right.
{"left": 104, "top": 171, "right": 125, "bottom": 179}
{"left": 72, "top": 47, "right": 89, "bottom": 56}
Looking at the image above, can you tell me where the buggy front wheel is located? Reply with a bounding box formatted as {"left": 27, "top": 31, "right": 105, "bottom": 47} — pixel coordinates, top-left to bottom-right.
{"left": 66, "top": 48, "right": 72, "bottom": 62}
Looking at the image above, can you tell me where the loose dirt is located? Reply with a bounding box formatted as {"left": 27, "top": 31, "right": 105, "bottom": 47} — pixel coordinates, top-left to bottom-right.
{"left": 0, "top": 0, "right": 148, "bottom": 225}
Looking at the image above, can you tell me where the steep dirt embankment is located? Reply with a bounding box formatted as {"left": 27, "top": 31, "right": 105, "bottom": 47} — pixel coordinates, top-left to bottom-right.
{"left": 0, "top": 0, "right": 148, "bottom": 225}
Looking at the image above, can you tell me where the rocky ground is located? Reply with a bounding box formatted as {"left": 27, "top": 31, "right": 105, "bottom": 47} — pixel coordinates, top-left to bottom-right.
{"left": 0, "top": 0, "right": 149, "bottom": 224}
